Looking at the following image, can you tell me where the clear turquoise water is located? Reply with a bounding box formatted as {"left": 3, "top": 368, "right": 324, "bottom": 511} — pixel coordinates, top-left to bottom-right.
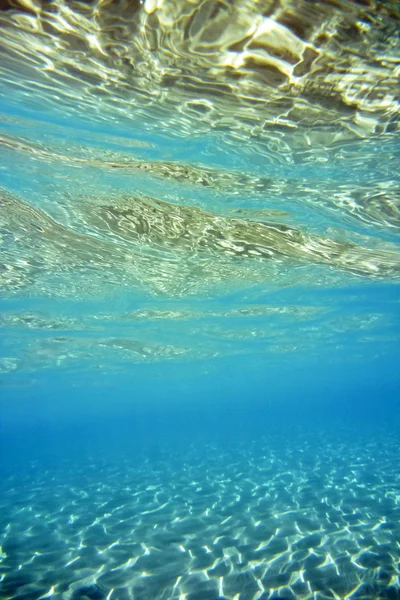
{"left": 0, "top": 2, "right": 400, "bottom": 598}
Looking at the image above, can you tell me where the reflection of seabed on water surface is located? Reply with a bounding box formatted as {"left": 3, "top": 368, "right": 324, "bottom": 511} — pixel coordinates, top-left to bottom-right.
{"left": 0, "top": 0, "right": 399, "bottom": 378}
{"left": 0, "top": 0, "right": 399, "bottom": 141}
{"left": 0, "top": 0, "right": 399, "bottom": 292}
{"left": 1, "top": 180, "right": 399, "bottom": 374}
{"left": 1, "top": 186, "right": 399, "bottom": 293}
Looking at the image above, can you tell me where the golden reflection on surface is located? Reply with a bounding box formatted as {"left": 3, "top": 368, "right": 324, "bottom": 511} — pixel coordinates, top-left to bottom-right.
{"left": 1, "top": 188, "right": 399, "bottom": 300}
{"left": 0, "top": 0, "right": 399, "bottom": 146}
{"left": 0, "top": 0, "right": 399, "bottom": 375}
{"left": 1, "top": 130, "right": 399, "bottom": 232}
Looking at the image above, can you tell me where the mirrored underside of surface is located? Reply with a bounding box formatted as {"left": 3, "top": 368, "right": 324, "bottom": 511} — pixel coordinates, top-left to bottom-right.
{"left": 0, "top": 0, "right": 399, "bottom": 378}
{"left": 1, "top": 0, "right": 399, "bottom": 141}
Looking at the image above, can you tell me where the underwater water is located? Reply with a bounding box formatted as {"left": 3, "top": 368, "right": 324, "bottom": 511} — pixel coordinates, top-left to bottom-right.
{"left": 1, "top": 1, "right": 400, "bottom": 599}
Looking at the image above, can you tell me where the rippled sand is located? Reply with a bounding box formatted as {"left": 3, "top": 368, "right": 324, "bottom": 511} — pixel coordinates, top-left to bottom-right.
{"left": 1, "top": 431, "right": 400, "bottom": 599}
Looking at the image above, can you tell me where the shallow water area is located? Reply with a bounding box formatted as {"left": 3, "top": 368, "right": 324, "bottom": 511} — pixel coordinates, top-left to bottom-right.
{"left": 1, "top": 1, "right": 400, "bottom": 599}
{"left": 1, "top": 425, "right": 400, "bottom": 600}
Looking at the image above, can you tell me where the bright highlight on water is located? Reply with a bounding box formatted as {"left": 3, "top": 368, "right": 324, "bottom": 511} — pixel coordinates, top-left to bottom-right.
{"left": 0, "top": 1, "right": 399, "bottom": 599}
